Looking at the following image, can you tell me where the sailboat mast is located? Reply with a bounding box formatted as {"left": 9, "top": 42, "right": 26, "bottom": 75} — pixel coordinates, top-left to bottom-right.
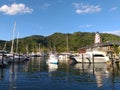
{"left": 66, "top": 34, "right": 69, "bottom": 53}
{"left": 39, "top": 43, "right": 41, "bottom": 53}
{"left": 26, "top": 45, "right": 29, "bottom": 56}
{"left": 16, "top": 32, "right": 19, "bottom": 53}
{"left": 11, "top": 22, "right": 16, "bottom": 53}
{"left": 3, "top": 42, "right": 7, "bottom": 51}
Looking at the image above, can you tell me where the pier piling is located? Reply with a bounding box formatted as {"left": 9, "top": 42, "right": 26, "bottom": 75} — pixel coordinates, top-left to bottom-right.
{"left": 92, "top": 54, "right": 95, "bottom": 74}
{"left": 82, "top": 54, "right": 84, "bottom": 72}
{"left": 19, "top": 53, "right": 20, "bottom": 63}
{"left": 13, "top": 54, "right": 15, "bottom": 63}
{"left": 2, "top": 53, "right": 4, "bottom": 66}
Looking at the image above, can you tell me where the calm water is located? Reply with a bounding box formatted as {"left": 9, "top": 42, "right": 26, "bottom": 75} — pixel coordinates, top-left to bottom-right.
{"left": 0, "top": 57, "right": 120, "bottom": 90}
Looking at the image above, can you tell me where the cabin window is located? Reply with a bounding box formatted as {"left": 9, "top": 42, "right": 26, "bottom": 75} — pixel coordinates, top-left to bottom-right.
{"left": 94, "top": 54, "right": 104, "bottom": 57}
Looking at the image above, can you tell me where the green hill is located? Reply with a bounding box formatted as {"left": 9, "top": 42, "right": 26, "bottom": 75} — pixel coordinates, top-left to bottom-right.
{"left": 0, "top": 32, "right": 120, "bottom": 53}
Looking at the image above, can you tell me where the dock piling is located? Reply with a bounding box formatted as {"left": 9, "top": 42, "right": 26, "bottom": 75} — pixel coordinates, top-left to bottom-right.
{"left": 82, "top": 54, "right": 84, "bottom": 72}
{"left": 2, "top": 52, "right": 4, "bottom": 66}
{"left": 92, "top": 54, "right": 95, "bottom": 74}
{"left": 13, "top": 54, "right": 15, "bottom": 63}
{"left": 19, "top": 53, "right": 20, "bottom": 63}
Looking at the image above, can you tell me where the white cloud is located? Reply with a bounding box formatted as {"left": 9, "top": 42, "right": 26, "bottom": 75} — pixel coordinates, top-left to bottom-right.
{"left": 103, "top": 30, "right": 120, "bottom": 36}
{"left": 72, "top": 3, "right": 101, "bottom": 14}
{"left": 78, "top": 24, "right": 93, "bottom": 28}
{"left": 0, "top": 3, "right": 33, "bottom": 15}
{"left": 110, "top": 7, "right": 118, "bottom": 11}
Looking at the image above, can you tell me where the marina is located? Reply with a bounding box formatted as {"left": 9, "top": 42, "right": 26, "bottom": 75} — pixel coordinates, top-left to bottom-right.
{"left": 0, "top": 57, "right": 120, "bottom": 90}
{"left": 0, "top": 28, "right": 120, "bottom": 90}
{"left": 0, "top": 0, "right": 120, "bottom": 90}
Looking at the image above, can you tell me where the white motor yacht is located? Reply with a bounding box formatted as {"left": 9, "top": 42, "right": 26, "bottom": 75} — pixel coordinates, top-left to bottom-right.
{"left": 74, "top": 50, "right": 110, "bottom": 63}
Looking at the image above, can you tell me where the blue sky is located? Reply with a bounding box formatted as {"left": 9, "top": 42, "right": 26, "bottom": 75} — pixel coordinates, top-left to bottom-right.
{"left": 0, "top": 0, "right": 120, "bottom": 41}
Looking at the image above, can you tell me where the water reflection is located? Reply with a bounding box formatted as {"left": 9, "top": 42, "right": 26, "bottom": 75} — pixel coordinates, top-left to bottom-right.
{"left": 9, "top": 63, "right": 17, "bottom": 89}
{"left": 0, "top": 68, "right": 4, "bottom": 80}
{"left": 0, "top": 57, "right": 120, "bottom": 90}
{"left": 48, "top": 63, "right": 58, "bottom": 77}
{"left": 27, "top": 57, "right": 47, "bottom": 72}
{"left": 74, "top": 63, "right": 111, "bottom": 86}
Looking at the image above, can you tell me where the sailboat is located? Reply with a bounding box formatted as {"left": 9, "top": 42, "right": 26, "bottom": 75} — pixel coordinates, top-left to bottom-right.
{"left": 48, "top": 52, "right": 59, "bottom": 64}
{"left": 5, "top": 22, "right": 16, "bottom": 63}
{"left": 47, "top": 43, "right": 59, "bottom": 64}
{"left": 0, "top": 50, "right": 8, "bottom": 66}
{"left": 58, "top": 34, "right": 71, "bottom": 61}
{"left": 5, "top": 22, "right": 26, "bottom": 63}
{"left": 34, "top": 44, "right": 45, "bottom": 57}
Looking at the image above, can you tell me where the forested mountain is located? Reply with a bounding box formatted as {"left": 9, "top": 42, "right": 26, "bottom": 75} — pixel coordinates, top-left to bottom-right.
{"left": 0, "top": 32, "right": 120, "bottom": 53}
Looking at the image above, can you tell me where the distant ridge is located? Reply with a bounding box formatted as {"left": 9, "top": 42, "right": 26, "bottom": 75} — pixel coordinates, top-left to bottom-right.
{"left": 0, "top": 32, "right": 120, "bottom": 53}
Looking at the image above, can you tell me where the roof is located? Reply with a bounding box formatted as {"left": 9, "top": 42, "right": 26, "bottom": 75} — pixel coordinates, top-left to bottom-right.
{"left": 79, "top": 41, "right": 120, "bottom": 50}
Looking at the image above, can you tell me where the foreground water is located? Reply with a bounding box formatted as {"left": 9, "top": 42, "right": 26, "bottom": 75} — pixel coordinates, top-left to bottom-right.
{"left": 0, "top": 57, "right": 120, "bottom": 90}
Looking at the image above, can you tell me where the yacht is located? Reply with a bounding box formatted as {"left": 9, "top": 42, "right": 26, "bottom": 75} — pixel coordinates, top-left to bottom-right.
{"left": 48, "top": 53, "right": 59, "bottom": 64}
{"left": 0, "top": 50, "right": 8, "bottom": 66}
{"left": 73, "top": 50, "right": 110, "bottom": 63}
